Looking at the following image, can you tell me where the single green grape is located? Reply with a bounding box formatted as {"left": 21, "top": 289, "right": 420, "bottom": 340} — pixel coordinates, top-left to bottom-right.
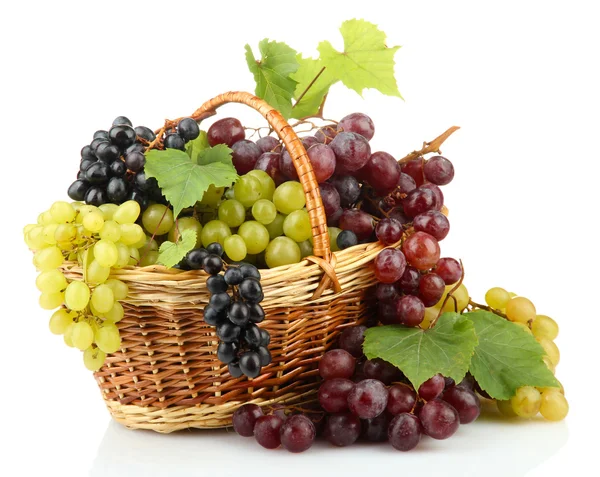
{"left": 200, "top": 185, "right": 225, "bottom": 207}
{"left": 506, "top": 297, "right": 536, "bottom": 324}
{"left": 252, "top": 199, "right": 277, "bottom": 225}
{"left": 43, "top": 224, "right": 60, "bottom": 245}
{"left": 39, "top": 291, "right": 65, "bottom": 310}
{"left": 83, "top": 346, "right": 106, "bottom": 371}
{"left": 105, "top": 279, "right": 128, "bottom": 301}
{"left": 224, "top": 234, "right": 248, "bottom": 262}
{"left": 233, "top": 175, "right": 263, "bottom": 207}
{"left": 283, "top": 210, "right": 311, "bottom": 242}
{"left": 484, "top": 287, "right": 511, "bottom": 309}
{"left": 104, "top": 301, "right": 124, "bottom": 323}
{"left": 264, "top": 214, "right": 286, "bottom": 240}
{"left": 238, "top": 221, "right": 270, "bottom": 254}
{"left": 328, "top": 227, "right": 342, "bottom": 252}
{"left": 63, "top": 323, "right": 75, "bottom": 347}
{"left": 113, "top": 200, "right": 141, "bottom": 225}
{"left": 247, "top": 170, "right": 276, "bottom": 201}
{"left": 72, "top": 321, "right": 94, "bottom": 351}
{"left": 49, "top": 309, "right": 75, "bottom": 335}
{"left": 511, "top": 386, "right": 541, "bottom": 418}
{"left": 139, "top": 250, "right": 159, "bottom": 267}
{"left": 265, "top": 236, "right": 301, "bottom": 268}
{"left": 297, "top": 240, "right": 313, "bottom": 259}
{"left": 434, "top": 284, "right": 470, "bottom": 313}
{"left": 91, "top": 284, "right": 115, "bottom": 314}
{"left": 50, "top": 201, "right": 76, "bottom": 223}
{"left": 531, "top": 315, "right": 559, "bottom": 340}
{"left": 537, "top": 337, "right": 560, "bottom": 366}
{"left": 75, "top": 205, "right": 99, "bottom": 224}
{"left": 87, "top": 260, "right": 110, "bottom": 284}
{"left": 273, "top": 181, "right": 305, "bottom": 214}
{"left": 201, "top": 220, "right": 232, "bottom": 247}
{"left": 95, "top": 323, "right": 121, "bottom": 353}
{"left": 64, "top": 281, "right": 90, "bottom": 311}
{"left": 99, "top": 203, "right": 119, "bottom": 221}
{"left": 83, "top": 211, "right": 104, "bottom": 233}
{"left": 539, "top": 390, "right": 569, "bottom": 421}
{"left": 218, "top": 199, "right": 247, "bottom": 227}
{"left": 99, "top": 221, "right": 121, "bottom": 242}
{"left": 25, "top": 225, "right": 46, "bottom": 249}
{"left": 128, "top": 247, "right": 140, "bottom": 266}
{"left": 94, "top": 239, "right": 119, "bottom": 268}
{"left": 167, "top": 217, "right": 202, "bottom": 247}
{"left": 119, "top": 224, "right": 145, "bottom": 245}
{"left": 113, "top": 243, "right": 130, "bottom": 269}
{"left": 55, "top": 223, "right": 77, "bottom": 242}
{"left": 142, "top": 204, "right": 174, "bottom": 236}
{"left": 34, "top": 246, "right": 64, "bottom": 271}
{"left": 36, "top": 269, "right": 67, "bottom": 294}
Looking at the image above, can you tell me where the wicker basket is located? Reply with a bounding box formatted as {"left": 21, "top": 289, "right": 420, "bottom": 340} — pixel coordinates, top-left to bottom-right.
{"left": 61, "top": 92, "right": 394, "bottom": 433}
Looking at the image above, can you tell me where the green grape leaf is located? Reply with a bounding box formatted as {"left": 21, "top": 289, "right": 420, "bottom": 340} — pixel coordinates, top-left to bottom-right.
{"left": 245, "top": 39, "right": 300, "bottom": 119}
{"left": 290, "top": 55, "right": 337, "bottom": 119}
{"left": 317, "top": 19, "right": 402, "bottom": 98}
{"left": 197, "top": 143, "right": 234, "bottom": 167}
{"left": 465, "top": 311, "right": 559, "bottom": 400}
{"left": 144, "top": 149, "right": 238, "bottom": 218}
{"left": 156, "top": 229, "right": 197, "bottom": 268}
{"left": 185, "top": 130, "right": 209, "bottom": 164}
{"left": 363, "top": 313, "right": 478, "bottom": 390}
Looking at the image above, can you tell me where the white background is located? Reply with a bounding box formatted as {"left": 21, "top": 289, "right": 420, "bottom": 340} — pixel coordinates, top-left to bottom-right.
{"left": 1, "top": 1, "right": 599, "bottom": 476}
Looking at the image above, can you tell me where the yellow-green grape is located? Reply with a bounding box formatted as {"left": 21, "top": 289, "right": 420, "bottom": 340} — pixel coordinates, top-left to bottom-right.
{"left": 87, "top": 260, "right": 110, "bottom": 284}
{"left": 283, "top": 210, "right": 311, "bottom": 243}
{"left": 233, "top": 175, "right": 263, "bottom": 208}
{"left": 71, "top": 321, "right": 94, "bottom": 351}
{"left": 105, "top": 278, "right": 129, "bottom": 300}
{"left": 50, "top": 201, "right": 76, "bottom": 223}
{"left": 94, "top": 239, "right": 119, "bottom": 268}
{"left": 201, "top": 220, "right": 232, "bottom": 247}
{"left": 435, "top": 284, "right": 470, "bottom": 313}
{"left": 328, "top": 227, "right": 342, "bottom": 252}
{"left": 539, "top": 390, "right": 569, "bottom": 421}
{"left": 142, "top": 204, "right": 174, "bottom": 236}
{"left": 514, "top": 322, "right": 532, "bottom": 334}
{"left": 113, "top": 242, "right": 130, "bottom": 269}
{"left": 485, "top": 287, "right": 511, "bottom": 309}
{"left": 537, "top": 337, "right": 560, "bottom": 366}
{"left": 218, "top": 199, "right": 247, "bottom": 227}
{"left": 95, "top": 323, "right": 121, "bottom": 353}
{"left": 36, "top": 269, "right": 67, "bottom": 293}
{"left": 510, "top": 386, "right": 542, "bottom": 418}
{"left": 39, "top": 291, "right": 65, "bottom": 310}
{"left": 298, "top": 240, "right": 313, "bottom": 259}
{"left": 252, "top": 199, "right": 277, "bottom": 225}
{"left": 139, "top": 250, "right": 159, "bottom": 266}
{"left": 113, "top": 200, "right": 141, "bottom": 225}
{"left": 128, "top": 247, "right": 140, "bottom": 265}
{"left": 265, "top": 236, "right": 301, "bottom": 268}
{"left": 104, "top": 301, "right": 124, "bottom": 323}
{"left": 64, "top": 281, "right": 90, "bottom": 311}
{"left": 42, "top": 224, "right": 59, "bottom": 244}
{"left": 99, "top": 203, "right": 118, "bottom": 220}
{"left": 496, "top": 399, "right": 518, "bottom": 417}
{"left": 99, "top": 220, "right": 121, "bottom": 242}
{"left": 138, "top": 235, "right": 159, "bottom": 252}
{"left": 200, "top": 184, "right": 225, "bottom": 207}
{"left": 57, "top": 241, "right": 76, "bottom": 252}
{"left": 34, "top": 246, "right": 64, "bottom": 271}
{"left": 131, "top": 231, "right": 148, "bottom": 249}
{"left": 49, "top": 309, "right": 75, "bottom": 335}
{"left": 75, "top": 205, "right": 98, "bottom": 223}
{"left": 505, "top": 296, "right": 536, "bottom": 324}
{"left": 538, "top": 380, "right": 565, "bottom": 395}
{"left": 91, "top": 284, "right": 115, "bottom": 314}
{"left": 167, "top": 217, "right": 203, "bottom": 247}
{"left": 224, "top": 234, "right": 247, "bottom": 261}
{"left": 273, "top": 181, "right": 305, "bottom": 214}
{"left": 23, "top": 223, "right": 36, "bottom": 236}
{"left": 83, "top": 211, "right": 104, "bottom": 233}
{"left": 25, "top": 225, "right": 46, "bottom": 249}
{"left": 63, "top": 323, "right": 75, "bottom": 347}
{"left": 531, "top": 315, "right": 559, "bottom": 341}
{"left": 238, "top": 221, "right": 270, "bottom": 254}
{"left": 71, "top": 202, "right": 84, "bottom": 211}
{"left": 418, "top": 306, "right": 438, "bottom": 329}
{"left": 54, "top": 223, "right": 77, "bottom": 242}
{"left": 542, "top": 355, "right": 556, "bottom": 374}
{"left": 119, "top": 223, "right": 145, "bottom": 245}
{"left": 247, "top": 170, "right": 276, "bottom": 201}
{"left": 83, "top": 346, "right": 106, "bottom": 371}
{"left": 265, "top": 213, "right": 286, "bottom": 240}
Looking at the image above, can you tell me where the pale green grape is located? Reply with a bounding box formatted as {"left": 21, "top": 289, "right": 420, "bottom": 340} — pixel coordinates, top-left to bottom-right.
{"left": 537, "top": 337, "right": 560, "bottom": 366}
{"left": 113, "top": 242, "right": 130, "bottom": 269}
{"left": 63, "top": 323, "right": 75, "bottom": 347}
{"left": 34, "top": 246, "right": 64, "bottom": 271}
{"left": 105, "top": 279, "right": 129, "bottom": 300}
{"left": 50, "top": 201, "right": 76, "bottom": 223}
{"left": 104, "top": 301, "right": 124, "bottom": 323}
{"left": 39, "top": 291, "right": 65, "bottom": 310}
{"left": 252, "top": 199, "right": 277, "bottom": 225}
{"left": 496, "top": 399, "right": 518, "bottom": 417}
{"left": 506, "top": 297, "right": 536, "bottom": 324}
{"left": 434, "top": 284, "right": 470, "bottom": 313}
{"left": 139, "top": 235, "right": 159, "bottom": 251}
{"left": 83, "top": 211, "right": 104, "bottom": 233}
{"left": 297, "top": 240, "right": 313, "bottom": 259}
{"left": 54, "top": 223, "right": 77, "bottom": 242}
{"left": 233, "top": 175, "right": 263, "bottom": 207}
{"left": 72, "top": 321, "right": 94, "bottom": 350}
{"left": 247, "top": 170, "right": 276, "bottom": 201}
{"left": 113, "top": 200, "right": 141, "bottom": 225}
{"left": 200, "top": 220, "right": 232, "bottom": 247}
{"left": 140, "top": 250, "right": 159, "bottom": 266}
{"left": 49, "top": 309, "right": 75, "bottom": 335}
{"left": 238, "top": 221, "right": 270, "bottom": 254}
{"left": 265, "top": 236, "right": 301, "bottom": 268}
{"left": 128, "top": 247, "right": 140, "bottom": 266}
{"left": 218, "top": 200, "right": 246, "bottom": 227}
{"left": 131, "top": 232, "right": 147, "bottom": 249}
{"left": 485, "top": 287, "right": 511, "bottom": 309}
{"left": 75, "top": 205, "right": 99, "bottom": 224}
{"left": 36, "top": 269, "right": 67, "bottom": 293}
{"left": 119, "top": 223, "right": 145, "bottom": 245}
{"left": 265, "top": 214, "right": 285, "bottom": 240}
{"left": 99, "top": 203, "right": 118, "bottom": 220}
{"left": 95, "top": 323, "right": 121, "bottom": 353}
{"left": 167, "top": 217, "right": 202, "bottom": 247}
{"left": 25, "top": 225, "right": 46, "bottom": 249}
{"left": 142, "top": 204, "right": 174, "bottom": 236}
{"left": 91, "top": 284, "right": 115, "bottom": 314}
{"left": 94, "top": 239, "right": 119, "bottom": 268}
{"left": 283, "top": 210, "right": 311, "bottom": 242}
{"left": 511, "top": 386, "right": 541, "bottom": 418}
{"left": 200, "top": 185, "right": 224, "bottom": 207}
{"left": 64, "top": 281, "right": 90, "bottom": 311}
{"left": 224, "top": 234, "right": 247, "bottom": 261}
{"left": 87, "top": 260, "right": 110, "bottom": 284}
{"left": 328, "top": 227, "right": 342, "bottom": 252}
{"left": 539, "top": 390, "right": 569, "bottom": 421}
{"left": 42, "top": 224, "right": 59, "bottom": 244}
{"left": 99, "top": 221, "right": 121, "bottom": 242}
{"left": 273, "top": 181, "right": 305, "bottom": 214}
{"left": 23, "top": 224, "right": 36, "bottom": 236}
{"left": 83, "top": 346, "right": 106, "bottom": 371}
{"left": 532, "top": 315, "right": 559, "bottom": 341}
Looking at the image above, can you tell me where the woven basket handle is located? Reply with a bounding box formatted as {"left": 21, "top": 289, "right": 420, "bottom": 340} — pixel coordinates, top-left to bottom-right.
{"left": 190, "top": 92, "right": 332, "bottom": 263}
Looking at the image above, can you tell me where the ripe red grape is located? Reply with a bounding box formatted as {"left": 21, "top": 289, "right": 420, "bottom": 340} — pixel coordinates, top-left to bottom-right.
{"left": 231, "top": 140, "right": 262, "bottom": 175}
{"left": 374, "top": 248, "right": 407, "bottom": 283}
{"left": 256, "top": 136, "right": 281, "bottom": 153}
{"left": 402, "top": 232, "right": 441, "bottom": 270}
{"left": 330, "top": 132, "right": 372, "bottom": 172}
{"left": 401, "top": 158, "right": 425, "bottom": 186}
{"left": 403, "top": 187, "right": 436, "bottom": 217}
{"left": 420, "top": 182, "right": 444, "bottom": 211}
{"left": 387, "top": 384, "right": 417, "bottom": 415}
{"left": 363, "top": 358, "right": 402, "bottom": 385}
{"left": 307, "top": 144, "right": 336, "bottom": 183}
{"left": 279, "top": 414, "right": 316, "bottom": 453}
{"left": 232, "top": 403, "right": 263, "bottom": 437}
{"left": 395, "top": 295, "right": 425, "bottom": 326}
{"left": 315, "top": 126, "right": 337, "bottom": 144}
{"left": 302, "top": 136, "right": 320, "bottom": 149}
{"left": 376, "top": 282, "right": 400, "bottom": 303}
{"left": 418, "top": 273, "right": 446, "bottom": 307}
{"left": 388, "top": 413, "right": 422, "bottom": 451}
{"left": 254, "top": 414, "right": 284, "bottom": 449}
{"left": 398, "top": 266, "right": 421, "bottom": 295}
{"left": 324, "top": 413, "right": 361, "bottom": 447}
{"left": 338, "top": 325, "right": 367, "bottom": 358}
{"left": 388, "top": 206, "right": 411, "bottom": 226}
{"left": 255, "top": 152, "right": 286, "bottom": 185}
{"left": 318, "top": 378, "right": 355, "bottom": 413}
{"left": 419, "top": 399, "right": 460, "bottom": 439}
{"left": 442, "top": 385, "right": 481, "bottom": 424}
{"left": 418, "top": 374, "right": 446, "bottom": 401}
{"left": 424, "top": 156, "right": 454, "bottom": 185}
{"left": 337, "top": 112, "right": 375, "bottom": 141}
{"left": 339, "top": 209, "right": 374, "bottom": 241}
{"left": 207, "top": 117, "right": 245, "bottom": 147}
{"left": 328, "top": 175, "right": 361, "bottom": 208}
{"left": 279, "top": 149, "right": 299, "bottom": 180}
{"left": 347, "top": 379, "right": 389, "bottom": 419}
{"left": 397, "top": 172, "right": 417, "bottom": 195}
{"left": 360, "top": 151, "right": 400, "bottom": 195}
{"left": 319, "top": 349, "right": 356, "bottom": 380}
{"left": 435, "top": 258, "right": 462, "bottom": 285}
{"left": 319, "top": 183, "right": 341, "bottom": 217}
{"left": 413, "top": 210, "right": 450, "bottom": 241}
{"left": 375, "top": 218, "right": 403, "bottom": 245}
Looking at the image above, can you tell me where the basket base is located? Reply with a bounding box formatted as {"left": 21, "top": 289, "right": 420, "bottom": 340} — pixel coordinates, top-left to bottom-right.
{"left": 104, "top": 390, "right": 317, "bottom": 433}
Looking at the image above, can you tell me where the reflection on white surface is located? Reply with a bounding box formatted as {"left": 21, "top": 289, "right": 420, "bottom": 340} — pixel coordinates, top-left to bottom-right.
{"left": 91, "top": 406, "right": 568, "bottom": 477}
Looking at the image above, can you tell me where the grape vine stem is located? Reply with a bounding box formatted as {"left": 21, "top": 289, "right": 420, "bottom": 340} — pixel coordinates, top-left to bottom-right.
{"left": 292, "top": 66, "right": 327, "bottom": 110}
{"left": 468, "top": 300, "right": 508, "bottom": 319}
{"left": 398, "top": 126, "right": 461, "bottom": 164}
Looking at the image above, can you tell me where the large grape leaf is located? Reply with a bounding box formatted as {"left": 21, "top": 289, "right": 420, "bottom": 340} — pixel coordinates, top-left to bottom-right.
{"left": 144, "top": 148, "right": 238, "bottom": 218}
{"left": 317, "top": 19, "right": 402, "bottom": 98}
{"left": 157, "top": 229, "right": 197, "bottom": 268}
{"left": 290, "top": 55, "right": 337, "bottom": 119}
{"left": 245, "top": 39, "right": 300, "bottom": 119}
{"left": 465, "top": 311, "right": 559, "bottom": 400}
{"left": 363, "top": 313, "right": 477, "bottom": 390}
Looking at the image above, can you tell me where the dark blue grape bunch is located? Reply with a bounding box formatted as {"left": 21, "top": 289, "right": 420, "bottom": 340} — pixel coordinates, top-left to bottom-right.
{"left": 186, "top": 242, "right": 272, "bottom": 379}
{"left": 67, "top": 116, "right": 200, "bottom": 209}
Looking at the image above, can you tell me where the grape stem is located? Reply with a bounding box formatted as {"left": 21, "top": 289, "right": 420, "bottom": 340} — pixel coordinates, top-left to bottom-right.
{"left": 468, "top": 300, "right": 508, "bottom": 319}
{"left": 292, "top": 66, "right": 327, "bottom": 111}
{"left": 398, "top": 126, "right": 461, "bottom": 165}
{"left": 430, "top": 259, "right": 466, "bottom": 328}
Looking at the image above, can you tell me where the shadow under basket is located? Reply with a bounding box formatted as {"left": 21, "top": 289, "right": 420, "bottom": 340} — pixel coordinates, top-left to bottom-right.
{"left": 60, "top": 91, "right": 395, "bottom": 433}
